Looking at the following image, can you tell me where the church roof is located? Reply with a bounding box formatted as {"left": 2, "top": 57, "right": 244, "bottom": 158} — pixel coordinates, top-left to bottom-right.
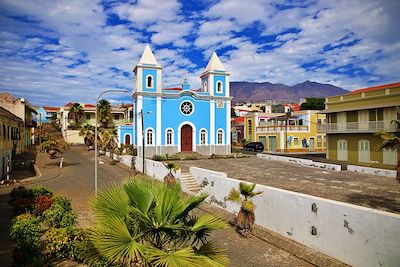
{"left": 138, "top": 44, "right": 158, "bottom": 65}
{"left": 202, "top": 52, "right": 226, "bottom": 73}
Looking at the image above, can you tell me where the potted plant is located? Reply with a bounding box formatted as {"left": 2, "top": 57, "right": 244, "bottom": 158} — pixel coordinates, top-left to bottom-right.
{"left": 163, "top": 161, "right": 179, "bottom": 186}
{"left": 226, "top": 182, "right": 262, "bottom": 237}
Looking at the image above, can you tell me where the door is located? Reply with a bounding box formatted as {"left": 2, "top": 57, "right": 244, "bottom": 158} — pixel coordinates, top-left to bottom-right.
{"left": 383, "top": 147, "right": 397, "bottom": 165}
{"left": 358, "top": 140, "right": 370, "bottom": 163}
{"left": 181, "top": 125, "right": 192, "bottom": 152}
{"left": 337, "top": 139, "right": 348, "bottom": 161}
{"left": 125, "top": 134, "right": 131, "bottom": 145}
{"left": 268, "top": 136, "right": 277, "bottom": 152}
{"left": 358, "top": 110, "right": 369, "bottom": 130}
{"left": 309, "top": 138, "right": 315, "bottom": 151}
{"left": 259, "top": 136, "right": 266, "bottom": 151}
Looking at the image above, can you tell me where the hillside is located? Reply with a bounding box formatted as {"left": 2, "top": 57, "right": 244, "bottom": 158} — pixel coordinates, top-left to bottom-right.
{"left": 230, "top": 80, "right": 347, "bottom": 103}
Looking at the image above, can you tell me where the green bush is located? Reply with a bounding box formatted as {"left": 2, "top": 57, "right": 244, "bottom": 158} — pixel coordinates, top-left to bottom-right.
{"left": 10, "top": 186, "right": 34, "bottom": 200}
{"left": 44, "top": 227, "right": 74, "bottom": 259}
{"left": 32, "top": 186, "right": 53, "bottom": 197}
{"left": 43, "top": 196, "right": 77, "bottom": 228}
{"left": 10, "top": 213, "right": 42, "bottom": 253}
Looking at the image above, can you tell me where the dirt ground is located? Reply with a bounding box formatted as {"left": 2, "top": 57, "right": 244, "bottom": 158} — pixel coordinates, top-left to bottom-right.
{"left": 178, "top": 157, "right": 400, "bottom": 214}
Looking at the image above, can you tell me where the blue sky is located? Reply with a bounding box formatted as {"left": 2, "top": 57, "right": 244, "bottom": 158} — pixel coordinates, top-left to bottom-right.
{"left": 0, "top": 0, "right": 399, "bottom": 106}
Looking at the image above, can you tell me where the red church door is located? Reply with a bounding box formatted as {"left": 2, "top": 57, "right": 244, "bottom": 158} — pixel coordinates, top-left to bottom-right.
{"left": 181, "top": 125, "right": 192, "bottom": 152}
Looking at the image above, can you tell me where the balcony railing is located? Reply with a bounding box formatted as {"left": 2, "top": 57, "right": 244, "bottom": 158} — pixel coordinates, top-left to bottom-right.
{"left": 256, "top": 125, "right": 309, "bottom": 133}
{"left": 318, "top": 120, "right": 394, "bottom": 133}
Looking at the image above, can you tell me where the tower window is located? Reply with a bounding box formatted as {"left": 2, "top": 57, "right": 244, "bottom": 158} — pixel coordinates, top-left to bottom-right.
{"left": 146, "top": 75, "right": 153, "bottom": 88}
{"left": 216, "top": 81, "right": 223, "bottom": 93}
{"left": 203, "top": 81, "right": 208, "bottom": 92}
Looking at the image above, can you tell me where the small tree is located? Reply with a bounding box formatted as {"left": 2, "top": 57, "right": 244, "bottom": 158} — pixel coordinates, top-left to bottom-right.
{"left": 69, "top": 103, "right": 84, "bottom": 128}
{"left": 79, "top": 123, "right": 95, "bottom": 150}
{"left": 163, "top": 161, "right": 179, "bottom": 186}
{"left": 300, "top": 98, "right": 325, "bottom": 110}
{"left": 376, "top": 107, "right": 400, "bottom": 181}
{"left": 226, "top": 182, "right": 262, "bottom": 237}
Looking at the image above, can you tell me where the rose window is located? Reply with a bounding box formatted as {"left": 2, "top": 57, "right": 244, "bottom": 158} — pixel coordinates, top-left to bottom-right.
{"left": 180, "top": 101, "right": 194, "bottom": 115}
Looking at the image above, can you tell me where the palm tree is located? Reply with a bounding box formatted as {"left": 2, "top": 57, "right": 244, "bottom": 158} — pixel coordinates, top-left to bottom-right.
{"left": 376, "top": 107, "right": 400, "bottom": 181}
{"left": 97, "top": 99, "right": 111, "bottom": 128}
{"left": 90, "top": 179, "right": 229, "bottom": 266}
{"left": 69, "top": 103, "right": 84, "bottom": 128}
{"left": 79, "top": 123, "right": 95, "bottom": 150}
{"left": 226, "top": 182, "right": 262, "bottom": 237}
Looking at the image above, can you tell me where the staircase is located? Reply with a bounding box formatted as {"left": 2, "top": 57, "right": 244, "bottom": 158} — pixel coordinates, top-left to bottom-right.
{"left": 179, "top": 173, "right": 201, "bottom": 194}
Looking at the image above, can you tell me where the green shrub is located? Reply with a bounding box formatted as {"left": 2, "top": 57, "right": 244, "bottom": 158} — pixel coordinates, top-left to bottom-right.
{"left": 10, "top": 186, "right": 34, "bottom": 200}
{"left": 32, "top": 186, "right": 53, "bottom": 197}
{"left": 43, "top": 196, "right": 77, "bottom": 228}
{"left": 44, "top": 227, "right": 74, "bottom": 259}
{"left": 10, "top": 213, "right": 41, "bottom": 253}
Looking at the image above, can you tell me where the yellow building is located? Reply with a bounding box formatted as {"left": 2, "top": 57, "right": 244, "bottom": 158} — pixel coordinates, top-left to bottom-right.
{"left": 320, "top": 82, "right": 400, "bottom": 170}
{"left": 1, "top": 107, "right": 24, "bottom": 180}
{"left": 244, "top": 110, "right": 326, "bottom": 152}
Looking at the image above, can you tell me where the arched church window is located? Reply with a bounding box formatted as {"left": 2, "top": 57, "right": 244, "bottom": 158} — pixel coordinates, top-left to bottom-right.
{"left": 180, "top": 101, "right": 194, "bottom": 115}
{"left": 200, "top": 129, "right": 207, "bottom": 145}
{"left": 217, "top": 129, "right": 224, "bottom": 145}
{"left": 166, "top": 129, "right": 173, "bottom": 145}
{"left": 216, "top": 81, "right": 223, "bottom": 93}
{"left": 146, "top": 75, "right": 153, "bottom": 88}
{"left": 146, "top": 129, "right": 153, "bottom": 145}
{"left": 203, "top": 81, "right": 208, "bottom": 92}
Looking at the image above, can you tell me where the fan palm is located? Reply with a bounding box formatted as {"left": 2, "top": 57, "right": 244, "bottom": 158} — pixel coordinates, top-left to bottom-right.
{"left": 90, "top": 178, "right": 229, "bottom": 266}
{"left": 226, "top": 182, "right": 262, "bottom": 237}
{"left": 97, "top": 99, "right": 111, "bottom": 128}
{"left": 163, "top": 162, "right": 179, "bottom": 186}
{"left": 79, "top": 123, "right": 95, "bottom": 150}
{"left": 69, "top": 102, "right": 84, "bottom": 127}
{"left": 376, "top": 107, "right": 400, "bottom": 181}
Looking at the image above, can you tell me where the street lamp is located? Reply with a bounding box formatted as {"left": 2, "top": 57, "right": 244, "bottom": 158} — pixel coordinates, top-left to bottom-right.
{"left": 95, "top": 89, "right": 129, "bottom": 195}
{"left": 137, "top": 110, "right": 152, "bottom": 174}
{"left": 284, "top": 111, "right": 291, "bottom": 153}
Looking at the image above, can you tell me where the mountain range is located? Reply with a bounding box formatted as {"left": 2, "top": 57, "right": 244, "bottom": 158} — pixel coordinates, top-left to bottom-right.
{"left": 230, "top": 81, "right": 348, "bottom": 103}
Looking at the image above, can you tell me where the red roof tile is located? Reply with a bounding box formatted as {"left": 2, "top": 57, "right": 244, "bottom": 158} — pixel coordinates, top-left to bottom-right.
{"left": 43, "top": 106, "right": 59, "bottom": 111}
{"left": 352, "top": 82, "right": 400, "bottom": 94}
{"left": 232, "top": 117, "right": 244, "bottom": 124}
{"left": 163, "top": 87, "right": 182, "bottom": 91}
{"left": 84, "top": 104, "right": 95, "bottom": 108}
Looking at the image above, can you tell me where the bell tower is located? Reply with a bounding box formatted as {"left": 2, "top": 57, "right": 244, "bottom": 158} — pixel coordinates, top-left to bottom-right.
{"left": 133, "top": 44, "right": 162, "bottom": 93}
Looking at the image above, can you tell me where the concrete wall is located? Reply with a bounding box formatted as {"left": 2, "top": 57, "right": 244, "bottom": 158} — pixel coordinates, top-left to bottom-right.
{"left": 64, "top": 130, "right": 84, "bottom": 144}
{"left": 348, "top": 164, "right": 397, "bottom": 178}
{"left": 257, "top": 153, "right": 342, "bottom": 171}
{"left": 189, "top": 167, "right": 400, "bottom": 267}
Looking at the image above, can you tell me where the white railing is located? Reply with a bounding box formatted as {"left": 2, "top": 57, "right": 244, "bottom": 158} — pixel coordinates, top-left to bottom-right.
{"left": 256, "top": 125, "right": 309, "bottom": 132}
{"left": 318, "top": 120, "right": 393, "bottom": 133}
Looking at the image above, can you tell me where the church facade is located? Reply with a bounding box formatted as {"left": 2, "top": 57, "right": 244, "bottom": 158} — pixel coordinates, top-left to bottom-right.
{"left": 121, "top": 45, "right": 232, "bottom": 156}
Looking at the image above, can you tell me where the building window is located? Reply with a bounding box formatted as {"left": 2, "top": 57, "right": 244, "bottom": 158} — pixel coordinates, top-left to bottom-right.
{"left": 146, "top": 129, "right": 153, "bottom": 145}
{"left": 86, "top": 114, "right": 91, "bottom": 120}
{"left": 200, "top": 129, "right": 207, "bottom": 145}
{"left": 180, "top": 101, "right": 194, "bottom": 115}
{"left": 114, "top": 114, "right": 120, "bottom": 120}
{"left": 216, "top": 81, "right": 223, "bottom": 93}
{"left": 203, "top": 81, "right": 208, "bottom": 92}
{"left": 294, "top": 137, "right": 299, "bottom": 146}
{"left": 217, "top": 129, "right": 224, "bottom": 145}
{"left": 358, "top": 139, "right": 370, "bottom": 162}
{"left": 146, "top": 75, "right": 153, "bottom": 88}
{"left": 248, "top": 120, "right": 252, "bottom": 141}
{"left": 166, "top": 129, "right": 173, "bottom": 145}
{"left": 317, "top": 135, "right": 322, "bottom": 147}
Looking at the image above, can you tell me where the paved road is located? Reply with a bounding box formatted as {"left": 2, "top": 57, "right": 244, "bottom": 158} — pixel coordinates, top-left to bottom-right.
{"left": 178, "top": 156, "right": 400, "bottom": 214}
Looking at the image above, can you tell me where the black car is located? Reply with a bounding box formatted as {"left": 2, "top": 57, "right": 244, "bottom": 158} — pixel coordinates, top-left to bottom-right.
{"left": 243, "top": 142, "right": 264, "bottom": 152}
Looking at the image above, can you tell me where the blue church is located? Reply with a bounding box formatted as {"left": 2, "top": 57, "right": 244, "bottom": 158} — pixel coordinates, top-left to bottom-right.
{"left": 118, "top": 45, "right": 231, "bottom": 156}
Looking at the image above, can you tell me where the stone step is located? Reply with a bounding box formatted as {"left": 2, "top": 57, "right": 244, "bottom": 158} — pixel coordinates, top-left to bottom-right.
{"left": 179, "top": 173, "right": 201, "bottom": 194}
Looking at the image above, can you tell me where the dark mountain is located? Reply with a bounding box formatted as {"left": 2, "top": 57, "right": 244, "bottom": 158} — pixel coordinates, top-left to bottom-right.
{"left": 230, "top": 80, "right": 348, "bottom": 103}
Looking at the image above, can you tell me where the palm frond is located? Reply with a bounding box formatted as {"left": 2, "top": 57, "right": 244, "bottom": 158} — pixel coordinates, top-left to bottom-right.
{"left": 226, "top": 188, "right": 241, "bottom": 203}
{"left": 191, "top": 214, "right": 227, "bottom": 232}
{"left": 146, "top": 246, "right": 203, "bottom": 267}
{"left": 90, "top": 216, "right": 145, "bottom": 265}
{"left": 124, "top": 179, "right": 154, "bottom": 215}
{"left": 195, "top": 242, "right": 229, "bottom": 267}
{"left": 173, "top": 194, "right": 208, "bottom": 221}
{"left": 92, "top": 183, "right": 129, "bottom": 220}
{"left": 239, "top": 182, "right": 256, "bottom": 196}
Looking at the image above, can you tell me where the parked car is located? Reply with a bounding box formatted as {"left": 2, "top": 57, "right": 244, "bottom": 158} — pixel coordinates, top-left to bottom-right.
{"left": 243, "top": 142, "right": 264, "bottom": 152}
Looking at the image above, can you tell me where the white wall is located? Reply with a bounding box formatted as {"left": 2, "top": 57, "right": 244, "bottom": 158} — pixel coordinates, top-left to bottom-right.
{"left": 190, "top": 167, "right": 400, "bottom": 267}
{"left": 348, "top": 165, "right": 396, "bottom": 178}
{"left": 64, "top": 130, "right": 84, "bottom": 144}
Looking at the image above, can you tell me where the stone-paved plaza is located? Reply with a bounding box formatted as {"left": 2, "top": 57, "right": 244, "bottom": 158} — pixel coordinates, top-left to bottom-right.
{"left": 178, "top": 156, "right": 400, "bottom": 214}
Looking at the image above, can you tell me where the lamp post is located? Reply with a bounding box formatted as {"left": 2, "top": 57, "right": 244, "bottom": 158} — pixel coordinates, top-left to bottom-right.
{"left": 95, "top": 89, "right": 129, "bottom": 195}
{"left": 137, "top": 110, "right": 152, "bottom": 174}
{"left": 285, "top": 111, "right": 291, "bottom": 153}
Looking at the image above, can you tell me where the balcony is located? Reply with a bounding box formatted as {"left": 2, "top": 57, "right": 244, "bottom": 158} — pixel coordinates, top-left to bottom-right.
{"left": 318, "top": 120, "right": 393, "bottom": 133}
{"left": 256, "top": 125, "right": 309, "bottom": 133}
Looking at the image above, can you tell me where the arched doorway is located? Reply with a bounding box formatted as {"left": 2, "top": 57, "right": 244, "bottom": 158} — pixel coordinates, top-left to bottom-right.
{"left": 181, "top": 124, "right": 192, "bottom": 152}
{"left": 125, "top": 134, "right": 131, "bottom": 145}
